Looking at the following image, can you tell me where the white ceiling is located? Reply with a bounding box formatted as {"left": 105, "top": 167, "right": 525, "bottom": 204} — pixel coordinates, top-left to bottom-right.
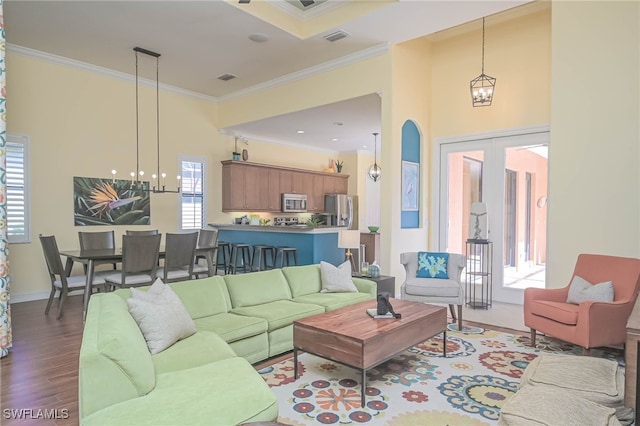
{"left": 4, "top": 0, "right": 531, "bottom": 153}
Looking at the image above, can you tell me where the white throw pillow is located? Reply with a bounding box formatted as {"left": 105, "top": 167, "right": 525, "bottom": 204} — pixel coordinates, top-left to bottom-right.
{"left": 127, "top": 278, "right": 196, "bottom": 354}
{"left": 566, "top": 275, "right": 614, "bottom": 305}
{"left": 320, "top": 261, "right": 358, "bottom": 293}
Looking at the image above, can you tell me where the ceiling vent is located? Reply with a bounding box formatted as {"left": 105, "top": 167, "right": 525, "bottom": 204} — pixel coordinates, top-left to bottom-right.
{"left": 217, "top": 73, "right": 237, "bottom": 82}
{"left": 323, "top": 30, "right": 349, "bottom": 42}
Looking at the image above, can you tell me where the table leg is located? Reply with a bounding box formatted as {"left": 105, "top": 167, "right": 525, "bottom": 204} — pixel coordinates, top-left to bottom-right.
{"left": 443, "top": 329, "right": 447, "bottom": 358}
{"left": 361, "top": 369, "right": 367, "bottom": 408}
{"left": 294, "top": 348, "right": 299, "bottom": 379}
{"left": 64, "top": 257, "right": 74, "bottom": 277}
{"left": 83, "top": 259, "right": 96, "bottom": 321}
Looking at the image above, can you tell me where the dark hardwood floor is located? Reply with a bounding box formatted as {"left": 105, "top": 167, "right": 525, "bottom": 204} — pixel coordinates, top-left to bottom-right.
{"left": 1, "top": 295, "right": 524, "bottom": 425}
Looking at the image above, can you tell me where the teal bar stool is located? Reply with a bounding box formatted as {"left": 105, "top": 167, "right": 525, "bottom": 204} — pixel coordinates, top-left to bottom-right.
{"left": 275, "top": 247, "right": 298, "bottom": 268}
{"left": 229, "top": 243, "right": 252, "bottom": 274}
{"left": 251, "top": 245, "right": 276, "bottom": 271}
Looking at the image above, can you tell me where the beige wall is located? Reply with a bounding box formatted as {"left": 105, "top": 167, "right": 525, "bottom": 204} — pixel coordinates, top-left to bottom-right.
{"left": 385, "top": 38, "right": 433, "bottom": 285}
{"left": 8, "top": 1, "right": 638, "bottom": 300}
{"left": 6, "top": 52, "right": 371, "bottom": 298}
{"left": 7, "top": 52, "right": 220, "bottom": 297}
{"left": 430, "top": 7, "right": 551, "bottom": 138}
{"left": 547, "top": 1, "right": 640, "bottom": 287}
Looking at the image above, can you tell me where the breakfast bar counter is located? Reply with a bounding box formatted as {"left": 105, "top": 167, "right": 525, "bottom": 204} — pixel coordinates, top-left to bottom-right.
{"left": 210, "top": 224, "right": 347, "bottom": 266}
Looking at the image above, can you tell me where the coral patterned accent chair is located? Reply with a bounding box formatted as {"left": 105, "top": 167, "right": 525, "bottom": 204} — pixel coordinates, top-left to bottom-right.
{"left": 524, "top": 253, "right": 640, "bottom": 353}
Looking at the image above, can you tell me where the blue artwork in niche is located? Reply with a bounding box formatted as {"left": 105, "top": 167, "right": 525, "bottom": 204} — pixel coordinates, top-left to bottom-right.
{"left": 401, "top": 120, "right": 420, "bottom": 229}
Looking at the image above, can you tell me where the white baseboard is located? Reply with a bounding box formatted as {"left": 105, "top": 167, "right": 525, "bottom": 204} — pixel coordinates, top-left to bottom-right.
{"left": 10, "top": 291, "right": 51, "bottom": 303}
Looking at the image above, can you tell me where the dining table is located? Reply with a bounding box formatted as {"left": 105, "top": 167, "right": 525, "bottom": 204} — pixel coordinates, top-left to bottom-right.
{"left": 59, "top": 244, "right": 217, "bottom": 319}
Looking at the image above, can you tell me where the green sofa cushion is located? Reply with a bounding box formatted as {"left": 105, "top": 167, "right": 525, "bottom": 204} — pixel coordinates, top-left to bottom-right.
{"left": 282, "top": 264, "right": 322, "bottom": 297}
{"left": 80, "top": 294, "right": 156, "bottom": 419}
{"left": 231, "top": 300, "right": 324, "bottom": 331}
{"left": 81, "top": 357, "right": 278, "bottom": 426}
{"left": 169, "top": 277, "right": 232, "bottom": 318}
{"left": 292, "top": 291, "right": 373, "bottom": 311}
{"left": 113, "top": 277, "right": 233, "bottom": 319}
{"left": 194, "top": 312, "right": 267, "bottom": 343}
{"left": 224, "top": 269, "right": 292, "bottom": 308}
{"left": 152, "top": 331, "right": 237, "bottom": 375}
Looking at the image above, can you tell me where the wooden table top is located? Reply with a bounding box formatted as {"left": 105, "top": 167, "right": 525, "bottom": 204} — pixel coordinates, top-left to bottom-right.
{"left": 294, "top": 298, "right": 445, "bottom": 343}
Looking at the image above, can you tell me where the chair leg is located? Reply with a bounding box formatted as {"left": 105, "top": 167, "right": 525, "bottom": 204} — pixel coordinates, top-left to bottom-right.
{"left": 582, "top": 347, "right": 590, "bottom": 356}
{"left": 530, "top": 329, "right": 536, "bottom": 347}
{"left": 56, "top": 291, "right": 67, "bottom": 320}
{"left": 45, "top": 288, "right": 56, "bottom": 315}
{"left": 457, "top": 304, "right": 463, "bottom": 331}
{"left": 449, "top": 304, "right": 457, "bottom": 321}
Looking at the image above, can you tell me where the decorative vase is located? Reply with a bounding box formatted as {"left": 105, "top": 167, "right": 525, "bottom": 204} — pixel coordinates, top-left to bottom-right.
{"left": 232, "top": 152, "right": 240, "bottom": 161}
{"left": 242, "top": 149, "right": 248, "bottom": 161}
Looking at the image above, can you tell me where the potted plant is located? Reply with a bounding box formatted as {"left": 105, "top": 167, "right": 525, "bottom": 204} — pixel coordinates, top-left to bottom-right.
{"left": 335, "top": 160, "right": 344, "bottom": 173}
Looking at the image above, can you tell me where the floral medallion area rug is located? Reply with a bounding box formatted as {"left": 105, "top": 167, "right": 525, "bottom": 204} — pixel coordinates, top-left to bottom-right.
{"left": 258, "top": 325, "right": 624, "bottom": 426}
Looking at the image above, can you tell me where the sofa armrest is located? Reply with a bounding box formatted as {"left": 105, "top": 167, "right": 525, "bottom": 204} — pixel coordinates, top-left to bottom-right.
{"left": 352, "top": 277, "right": 377, "bottom": 299}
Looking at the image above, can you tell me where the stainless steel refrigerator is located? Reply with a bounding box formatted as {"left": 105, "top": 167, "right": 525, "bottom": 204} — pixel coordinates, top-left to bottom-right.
{"left": 324, "top": 194, "right": 358, "bottom": 230}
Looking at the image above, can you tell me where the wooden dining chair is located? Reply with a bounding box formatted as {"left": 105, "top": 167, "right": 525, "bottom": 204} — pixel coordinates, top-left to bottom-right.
{"left": 157, "top": 232, "right": 198, "bottom": 283}
{"left": 78, "top": 230, "right": 117, "bottom": 271}
{"left": 125, "top": 229, "right": 159, "bottom": 236}
{"left": 105, "top": 234, "right": 161, "bottom": 289}
{"left": 40, "top": 234, "right": 108, "bottom": 319}
{"left": 193, "top": 228, "right": 219, "bottom": 278}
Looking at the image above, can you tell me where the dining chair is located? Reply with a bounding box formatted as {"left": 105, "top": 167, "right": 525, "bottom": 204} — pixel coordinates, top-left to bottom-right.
{"left": 78, "top": 230, "right": 117, "bottom": 271}
{"left": 156, "top": 232, "right": 198, "bottom": 283}
{"left": 193, "top": 228, "right": 219, "bottom": 278}
{"left": 40, "top": 234, "right": 108, "bottom": 319}
{"left": 125, "top": 229, "right": 159, "bottom": 236}
{"left": 105, "top": 234, "right": 161, "bottom": 289}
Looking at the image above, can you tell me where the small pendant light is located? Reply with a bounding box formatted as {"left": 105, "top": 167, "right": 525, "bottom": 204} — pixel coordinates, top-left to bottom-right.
{"left": 367, "top": 132, "right": 381, "bottom": 182}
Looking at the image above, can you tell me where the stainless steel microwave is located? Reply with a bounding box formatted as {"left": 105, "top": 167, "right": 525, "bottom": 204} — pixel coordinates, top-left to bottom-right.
{"left": 281, "top": 193, "right": 307, "bottom": 212}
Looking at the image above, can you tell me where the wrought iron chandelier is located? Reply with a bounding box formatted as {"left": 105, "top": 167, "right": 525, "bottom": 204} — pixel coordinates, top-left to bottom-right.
{"left": 470, "top": 18, "right": 496, "bottom": 107}
{"left": 112, "top": 47, "right": 180, "bottom": 193}
{"left": 367, "top": 132, "right": 381, "bottom": 182}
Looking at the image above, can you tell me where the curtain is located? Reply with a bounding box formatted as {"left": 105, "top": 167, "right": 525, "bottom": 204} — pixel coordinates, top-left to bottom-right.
{"left": 0, "top": 0, "right": 12, "bottom": 358}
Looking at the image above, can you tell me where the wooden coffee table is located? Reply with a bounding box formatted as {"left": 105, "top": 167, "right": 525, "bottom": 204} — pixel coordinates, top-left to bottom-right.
{"left": 293, "top": 298, "right": 447, "bottom": 407}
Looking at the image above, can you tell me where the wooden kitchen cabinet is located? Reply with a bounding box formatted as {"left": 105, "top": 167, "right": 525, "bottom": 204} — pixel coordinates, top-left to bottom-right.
{"left": 221, "top": 160, "right": 349, "bottom": 212}
{"left": 305, "top": 174, "right": 326, "bottom": 212}
{"left": 267, "top": 169, "right": 281, "bottom": 211}
{"left": 222, "top": 163, "right": 269, "bottom": 211}
{"left": 323, "top": 174, "right": 348, "bottom": 195}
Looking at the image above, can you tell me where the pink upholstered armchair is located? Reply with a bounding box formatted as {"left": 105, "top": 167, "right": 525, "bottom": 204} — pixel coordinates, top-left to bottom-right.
{"left": 524, "top": 253, "right": 640, "bottom": 353}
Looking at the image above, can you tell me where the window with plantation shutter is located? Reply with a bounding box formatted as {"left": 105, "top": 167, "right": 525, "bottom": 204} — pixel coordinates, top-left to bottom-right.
{"left": 179, "top": 156, "right": 206, "bottom": 230}
{"left": 6, "top": 135, "right": 30, "bottom": 243}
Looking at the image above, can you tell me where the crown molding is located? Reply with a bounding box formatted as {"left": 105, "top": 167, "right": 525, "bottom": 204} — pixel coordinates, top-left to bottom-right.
{"left": 9, "top": 42, "right": 387, "bottom": 105}
{"left": 7, "top": 44, "right": 218, "bottom": 104}
{"left": 217, "top": 43, "right": 388, "bottom": 102}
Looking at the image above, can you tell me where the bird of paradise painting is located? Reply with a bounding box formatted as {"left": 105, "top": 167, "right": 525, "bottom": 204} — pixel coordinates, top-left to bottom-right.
{"left": 74, "top": 177, "right": 150, "bottom": 226}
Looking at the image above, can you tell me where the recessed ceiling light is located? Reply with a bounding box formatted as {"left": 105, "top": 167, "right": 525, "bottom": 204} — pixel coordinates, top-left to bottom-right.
{"left": 362, "top": 145, "right": 368, "bottom": 148}
{"left": 331, "top": 138, "right": 338, "bottom": 142}
{"left": 297, "top": 130, "right": 305, "bottom": 134}
{"left": 248, "top": 33, "right": 268, "bottom": 43}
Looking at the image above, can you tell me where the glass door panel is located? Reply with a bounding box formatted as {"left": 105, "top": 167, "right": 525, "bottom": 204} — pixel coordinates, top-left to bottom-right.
{"left": 438, "top": 132, "right": 549, "bottom": 305}
{"left": 502, "top": 145, "right": 548, "bottom": 291}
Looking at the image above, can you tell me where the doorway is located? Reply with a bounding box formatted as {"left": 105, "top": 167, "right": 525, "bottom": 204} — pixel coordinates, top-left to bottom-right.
{"left": 435, "top": 128, "right": 549, "bottom": 304}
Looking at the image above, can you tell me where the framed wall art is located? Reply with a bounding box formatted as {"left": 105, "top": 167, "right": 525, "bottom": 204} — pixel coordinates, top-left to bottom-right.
{"left": 401, "top": 160, "right": 419, "bottom": 211}
{"left": 73, "top": 176, "right": 151, "bottom": 226}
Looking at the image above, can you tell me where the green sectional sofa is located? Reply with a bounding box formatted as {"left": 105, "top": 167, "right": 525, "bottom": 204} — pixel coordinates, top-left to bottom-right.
{"left": 79, "top": 264, "right": 376, "bottom": 425}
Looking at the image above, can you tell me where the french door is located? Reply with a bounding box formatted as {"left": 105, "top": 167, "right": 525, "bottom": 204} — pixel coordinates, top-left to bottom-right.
{"left": 436, "top": 129, "right": 549, "bottom": 304}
